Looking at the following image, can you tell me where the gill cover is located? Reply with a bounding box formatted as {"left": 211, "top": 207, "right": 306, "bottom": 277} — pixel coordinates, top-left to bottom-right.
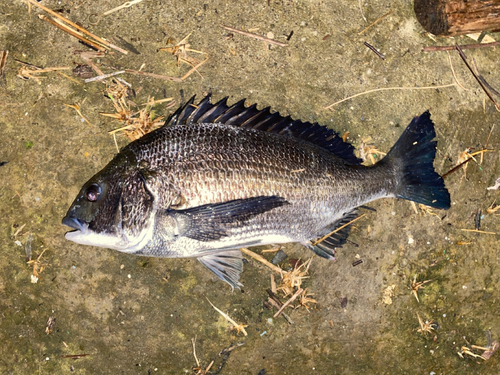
{"left": 62, "top": 151, "right": 156, "bottom": 250}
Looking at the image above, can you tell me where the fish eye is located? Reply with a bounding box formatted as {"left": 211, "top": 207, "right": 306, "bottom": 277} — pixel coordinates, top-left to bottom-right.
{"left": 85, "top": 183, "right": 101, "bottom": 202}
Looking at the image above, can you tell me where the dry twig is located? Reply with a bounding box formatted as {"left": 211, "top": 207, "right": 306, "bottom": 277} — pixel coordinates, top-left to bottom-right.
{"left": 274, "top": 288, "right": 304, "bottom": 318}
{"left": 358, "top": 10, "right": 393, "bottom": 35}
{"left": 447, "top": 51, "right": 468, "bottom": 91}
{"left": 206, "top": 299, "right": 248, "bottom": 336}
{"left": 486, "top": 200, "right": 500, "bottom": 213}
{"left": 455, "top": 44, "right": 500, "bottom": 111}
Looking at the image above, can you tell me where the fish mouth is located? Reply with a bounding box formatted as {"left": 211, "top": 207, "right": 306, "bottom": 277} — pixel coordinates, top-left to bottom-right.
{"left": 62, "top": 216, "right": 88, "bottom": 233}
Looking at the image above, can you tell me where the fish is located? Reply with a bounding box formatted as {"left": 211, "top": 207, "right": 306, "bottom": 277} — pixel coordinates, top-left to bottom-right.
{"left": 62, "top": 94, "right": 451, "bottom": 289}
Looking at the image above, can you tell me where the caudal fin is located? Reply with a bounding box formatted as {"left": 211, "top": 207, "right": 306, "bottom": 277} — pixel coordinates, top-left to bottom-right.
{"left": 383, "top": 111, "right": 450, "bottom": 209}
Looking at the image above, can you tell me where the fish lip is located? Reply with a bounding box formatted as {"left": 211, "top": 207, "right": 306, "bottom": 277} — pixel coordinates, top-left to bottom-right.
{"left": 62, "top": 216, "right": 87, "bottom": 232}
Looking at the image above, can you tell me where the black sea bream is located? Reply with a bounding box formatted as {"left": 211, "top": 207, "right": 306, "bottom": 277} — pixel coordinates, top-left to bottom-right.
{"left": 62, "top": 95, "right": 450, "bottom": 288}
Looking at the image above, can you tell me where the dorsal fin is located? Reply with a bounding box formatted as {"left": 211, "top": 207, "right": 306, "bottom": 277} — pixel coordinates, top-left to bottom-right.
{"left": 164, "top": 94, "right": 362, "bottom": 165}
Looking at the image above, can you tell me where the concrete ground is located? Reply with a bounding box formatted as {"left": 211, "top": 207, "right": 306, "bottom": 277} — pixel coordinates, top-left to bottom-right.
{"left": 0, "top": 0, "right": 499, "bottom": 373}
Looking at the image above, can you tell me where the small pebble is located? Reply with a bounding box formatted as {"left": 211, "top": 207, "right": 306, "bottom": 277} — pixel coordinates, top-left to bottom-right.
{"left": 271, "top": 249, "right": 287, "bottom": 265}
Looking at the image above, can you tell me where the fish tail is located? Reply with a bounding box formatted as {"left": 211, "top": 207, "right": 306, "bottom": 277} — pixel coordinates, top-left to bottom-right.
{"left": 383, "top": 111, "right": 450, "bottom": 209}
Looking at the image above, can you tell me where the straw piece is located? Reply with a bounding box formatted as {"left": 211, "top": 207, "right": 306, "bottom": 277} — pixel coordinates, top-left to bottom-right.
{"left": 222, "top": 25, "right": 288, "bottom": 46}
{"left": 38, "top": 15, "right": 106, "bottom": 52}
{"left": 26, "top": 0, "right": 128, "bottom": 54}
{"left": 125, "top": 69, "right": 182, "bottom": 82}
{"left": 240, "top": 248, "right": 283, "bottom": 274}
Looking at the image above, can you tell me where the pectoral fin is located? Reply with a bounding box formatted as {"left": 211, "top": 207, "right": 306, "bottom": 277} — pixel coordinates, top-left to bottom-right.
{"left": 169, "top": 195, "right": 288, "bottom": 242}
{"left": 198, "top": 250, "right": 244, "bottom": 290}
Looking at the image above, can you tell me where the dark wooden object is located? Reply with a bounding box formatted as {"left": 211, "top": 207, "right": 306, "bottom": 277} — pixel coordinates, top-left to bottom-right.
{"left": 414, "top": 0, "right": 500, "bottom": 36}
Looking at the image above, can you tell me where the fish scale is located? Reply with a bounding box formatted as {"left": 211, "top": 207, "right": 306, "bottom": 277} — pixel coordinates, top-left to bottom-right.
{"left": 63, "top": 95, "right": 450, "bottom": 289}
{"left": 130, "top": 124, "right": 344, "bottom": 207}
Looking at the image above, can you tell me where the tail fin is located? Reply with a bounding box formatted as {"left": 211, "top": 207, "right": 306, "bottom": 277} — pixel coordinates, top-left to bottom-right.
{"left": 383, "top": 111, "right": 450, "bottom": 209}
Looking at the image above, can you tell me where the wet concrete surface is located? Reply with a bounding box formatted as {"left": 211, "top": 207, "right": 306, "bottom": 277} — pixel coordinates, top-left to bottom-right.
{"left": 1, "top": 0, "right": 500, "bottom": 373}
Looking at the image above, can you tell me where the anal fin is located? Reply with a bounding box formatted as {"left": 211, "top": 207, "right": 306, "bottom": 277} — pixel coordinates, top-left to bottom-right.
{"left": 308, "top": 210, "right": 359, "bottom": 260}
{"left": 198, "top": 250, "right": 244, "bottom": 290}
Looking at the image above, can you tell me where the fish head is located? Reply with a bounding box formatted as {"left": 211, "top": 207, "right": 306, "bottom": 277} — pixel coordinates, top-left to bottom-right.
{"left": 62, "top": 152, "right": 156, "bottom": 252}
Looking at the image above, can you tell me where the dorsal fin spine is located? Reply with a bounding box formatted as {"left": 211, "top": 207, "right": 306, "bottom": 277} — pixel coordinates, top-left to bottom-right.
{"left": 162, "top": 95, "right": 362, "bottom": 165}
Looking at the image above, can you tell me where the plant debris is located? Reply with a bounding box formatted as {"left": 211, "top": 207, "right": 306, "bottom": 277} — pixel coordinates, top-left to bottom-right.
{"left": 0, "top": 50, "right": 8, "bottom": 78}
{"left": 27, "top": 245, "right": 48, "bottom": 284}
{"left": 416, "top": 313, "right": 438, "bottom": 335}
{"left": 102, "top": 80, "right": 167, "bottom": 141}
{"left": 359, "top": 137, "right": 386, "bottom": 165}
{"left": 192, "top": 337, "right": 243, "bottom": 375}
{"left": 363, "top": 41, "right": 385, "bottom": 60}
{"left": 442, "top": 149, "right": 492, "bottom": 179}
{"left": 192, "top": 335, "right": 214, "bottom": 375}
{"left": 358, "top": 10, "right": 393, "bottom": 35}
{"left": 459, "top": 331, "right": 499, "bottom": 360}
{"left": 221, "top": 25, "right": 288, "bottom": 47}
{"left": 274, "top": 288, "right": 304, "bottom": 317}
{"left": 423, "top": 41, "right": 500, "bottom": 52}
{"left": 161, "top": 33, "right": 203, "bottom": 67}
{"left": 323, "top": 83, "right": 457, "bottom": 110}
{"left": 487, "top": 177, "right": 500, "bottom": 191}
{"left": 278, "top": 258, "right": 312, "bottom": 297}
{"left": 45, "top": 316, "right": 56, "bottom": 334}
{"left": 26, "top": 0, "right": 127, "bottom": 54}
{"left": 16, "top": 62, "right": 70, "bottom": 84}
{"left": 455, "top": 44, "right": 500, "bottom": 112}
{"left": 382, "top": 285, "right": 395, "bottom": 305}
{"left": 207, "top": 299, "right": 248, "bottom": 336}
{"left": 103, "top": 0, "right": 144, "bottom": 16}
{"left": 410, "top": 276, "right": 432, "bottom": 303}
{"left": 297, "top": 288, "right": 317, "bottom": 311}
{"left": 64, "top": 101, "right": 92, "bottom": 126}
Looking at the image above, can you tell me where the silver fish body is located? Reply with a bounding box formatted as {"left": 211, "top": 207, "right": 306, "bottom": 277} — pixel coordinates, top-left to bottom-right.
{"left": 63, "top": 95, "right": 450, "bottom": 288}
